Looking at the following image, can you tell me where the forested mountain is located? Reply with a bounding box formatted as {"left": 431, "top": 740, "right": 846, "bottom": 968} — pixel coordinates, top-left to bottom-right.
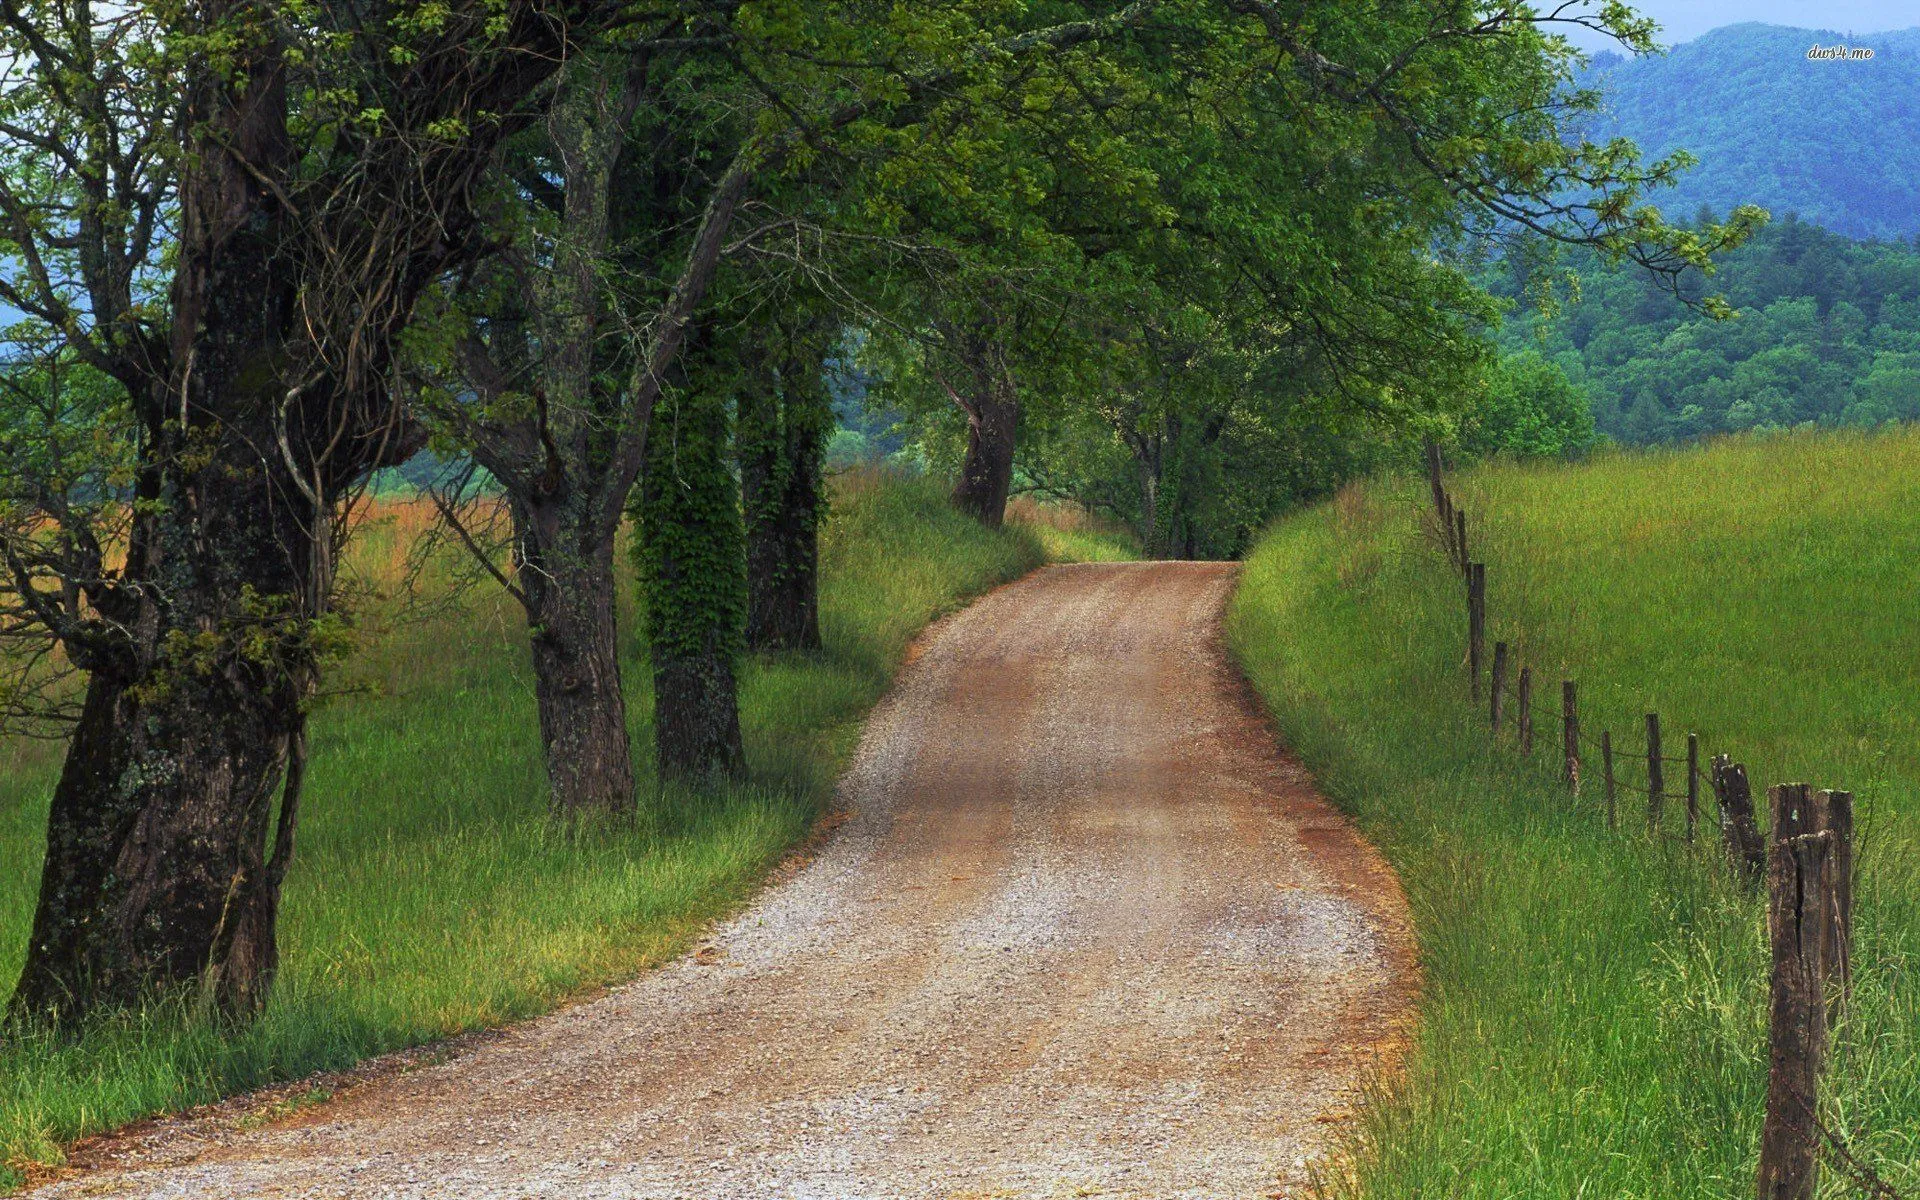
{"left": 1581, "top": 23, "right": 1920, "bottom": 240}
{"left": 1485, "top": 216, "right": 1920, "bottom": 443}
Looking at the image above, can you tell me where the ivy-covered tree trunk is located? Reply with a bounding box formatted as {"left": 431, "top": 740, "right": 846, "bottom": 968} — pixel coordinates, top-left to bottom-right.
{"left": 635, "top": 385, "right": 747, "bottom": 777}
{"left": 739, "top": 330, "right": 832, "bottom": 653}
{"left": 951, "top": 340, "right": 1020, "bottom": 528}
{"left": 514, "top": 501, "right": 635, "bottom": 818}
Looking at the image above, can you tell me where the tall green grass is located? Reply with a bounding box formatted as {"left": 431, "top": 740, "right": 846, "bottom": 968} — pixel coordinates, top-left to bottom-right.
{"left": 0, "top": 471, "right": 1078, "bottom": 1187}
{"left": 1230, "top": 427, "right": 1920, "bottom": 1197}
{"left": 1001, "top": 494, "right": 1142, "bottom": 563}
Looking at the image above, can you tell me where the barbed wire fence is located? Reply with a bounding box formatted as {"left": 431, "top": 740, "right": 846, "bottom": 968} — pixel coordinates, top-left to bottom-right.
{"left": 1421, "top": 440, "right": 1899, "bottom": 1200}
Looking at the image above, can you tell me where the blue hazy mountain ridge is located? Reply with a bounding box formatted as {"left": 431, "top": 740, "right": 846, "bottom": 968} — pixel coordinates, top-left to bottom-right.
{"left": 1580, "top": 22, "right": 1920, "bottom": 240}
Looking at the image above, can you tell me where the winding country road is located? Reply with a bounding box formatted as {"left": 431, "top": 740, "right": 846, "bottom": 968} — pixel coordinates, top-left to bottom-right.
{"left": 36, "top": 562, "right": 1415, "bottom": 1200}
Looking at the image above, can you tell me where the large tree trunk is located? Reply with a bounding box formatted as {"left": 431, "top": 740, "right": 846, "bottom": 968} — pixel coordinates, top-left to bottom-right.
{"left": 634, "top": 385, "right": 747, "bottom": 778}
{"left": 951, "top": 352, "right": 1020, "bottom": 528}
{"left": 12, "top": 658, "right": 306, "bottom": 1025}
{"left": 10, "top": 393, "right": 326, "bottom": 1026}
{"left": 740, "top": 331, "right": 831, "bottom": 653}
{"left": 11, "top": 0, "right": 586, "bottom": 1026}
{"left": 515, "top": 516, "right": 636, "bottom": 818}
{"left": 496, "top": 59, "right": 642, "bottom": 820}
{"left": 7, "top": 42, "right": 323, "bottom": 1024}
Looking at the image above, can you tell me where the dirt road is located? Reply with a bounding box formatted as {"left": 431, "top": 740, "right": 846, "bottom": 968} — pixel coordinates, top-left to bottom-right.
{"left": 37, "top": 562, "right": 1415, "bottom": 1200}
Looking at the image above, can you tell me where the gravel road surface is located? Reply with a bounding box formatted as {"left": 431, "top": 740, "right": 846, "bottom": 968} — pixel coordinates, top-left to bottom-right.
{"left": 33, "top": 561, "right": 1415, "bottom": 1200}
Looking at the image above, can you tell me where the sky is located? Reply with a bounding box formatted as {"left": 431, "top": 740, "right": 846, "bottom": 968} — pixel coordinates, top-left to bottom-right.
{"left": 1556, "top": 0, "right": 1920, "bottom": 51}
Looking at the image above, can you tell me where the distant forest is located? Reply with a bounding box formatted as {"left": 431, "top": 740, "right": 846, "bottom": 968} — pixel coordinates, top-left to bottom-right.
{"left": 1580, "top": 24, "right": 1920, "bottom": 241}
{"left": 1485, "top": 216, "right": 1920, "bottom": 445}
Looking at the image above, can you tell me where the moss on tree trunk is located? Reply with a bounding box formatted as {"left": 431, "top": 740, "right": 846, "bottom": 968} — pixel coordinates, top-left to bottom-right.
{"left": 634, "top": 383, "right": 747, "bottom": 778}
{"left": 739, "top": 325, "right": 832, "bottom": 653}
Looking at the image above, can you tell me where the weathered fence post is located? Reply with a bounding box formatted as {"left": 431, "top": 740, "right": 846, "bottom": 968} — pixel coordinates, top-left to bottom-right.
{"left": 1456, "top": 509, "right": 1469, "bottom": 575}
{"left": 1518, "top": 666, "right": 1534, "bottom": 754}
{"left": 1815, "top": 789, "right": 1855, "bottom": 1013}
{"left": 1467, "top": 563, "right": 1485, "bottom": 700}
{"left": 1425, "top": 438, "right": 1447, "bottom": 515}
{"left": 1602, "top": 730, "right": 1616, "bottom": 829}
{"left": 1773, "top": 780, "right": 1813, "bottom": 841}
{"left": 1562, "top": 680, "right": 1580, "bottom": 794}
{"left": 1686, "top": 733, "right": 1700, "bottom": 843}
{"left": 1440, "top": 491, "right": 1455, "bottom": 559}
{"left": 1757, "top": 805, "right": 1834, "bottom": 1200}
{"left": 1646, "top": 712, "right": 1665, "bottom": 833}
{"left": 1490, "top": 642, "right": 1509, "bottom": 730}
{"left": 1712, "top": 756, "right": 1767, "bottom": 884}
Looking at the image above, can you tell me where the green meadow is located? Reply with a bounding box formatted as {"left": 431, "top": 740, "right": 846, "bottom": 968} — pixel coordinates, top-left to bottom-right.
{"left": 1231, "top": 427, "right": 1920, "bottom": 1197}
{"left": 0, "top": 472, "right": 1126, "bottom": 1187}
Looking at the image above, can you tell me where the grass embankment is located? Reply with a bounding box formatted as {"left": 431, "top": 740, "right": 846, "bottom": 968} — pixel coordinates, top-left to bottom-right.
{"left": 1230, "top": 428, "right": 1920, "bottom": 1197}
{"left": 0, "top": 471, "right": 1119, "bottom": 1187}
{"left": 1002, "top": 495, "right": 1141, "bottom": 563}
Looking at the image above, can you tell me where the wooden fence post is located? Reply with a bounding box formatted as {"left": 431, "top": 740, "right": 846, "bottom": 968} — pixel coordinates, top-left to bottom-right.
{"left": 1456, "top": 509, "right": 1469, "bottom": 575}
{"left": 1602, "top": 730, "right": 1616, "bottom": 829}
{"left": 1757, "top": 817, "right": 1834, "bottom": 1200}
{"left": 1711, "top": 756, "right": 1766, "bottom": 885}
{"left": 1562, "top": 680, "right": 1580, "bottom": 794}
{"left": 1425, "top": 438, "right": 1447, "bottom": 515}
{"left": 1686, "top": 733, "right": 1700, "bottom": 843}
{"left": 1816, "top": 789, "right": 1855, "bottom": 1013}
{"left": 1490, "top": 642, "right": 1508, "bottom": 730}
{"left": 1440, "top": 491, "right": 1455, "bottom": 558}
{"left": 1518, "top": 666, "right": 1533, "bottom": 754}
{"left": 1646, "top": 712, "right": 1665, "bottom": 833}
{"left": 1772, "top": 781, "right": 1813, "bottom": 842}
{"left": 1467, "top": 563, "right": 1485, "bottom": 700}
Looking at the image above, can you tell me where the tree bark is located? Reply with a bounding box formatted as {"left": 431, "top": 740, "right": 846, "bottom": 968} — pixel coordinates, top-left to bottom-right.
{"left": 635, "top": 383, "right": 747, "bottom": 778}
{"left": 10, "top": 379, "right": 325, "bottom": 1025}
{"left": 7, "top": 31, "right": 324, "bottom": 1022}
{"left": 507, "top": 59, "right": 643, "bottom": 819}
{"left": 951, "top": 346, "right": 1020, "bottom": 528}
{"left": 516, "top": 518, "right": 635, "bottom": 818}
{"left": 10, "top": 0, "right": 592, "bottom": 1026}
{"left": 13, "top": 676, "right": 306, "bottom": 1025}
{"left": 434, "top": 57, "right": 764, "bottom": 810}
{"left": 740, "top": 327, "right": 831, "bottom": 653}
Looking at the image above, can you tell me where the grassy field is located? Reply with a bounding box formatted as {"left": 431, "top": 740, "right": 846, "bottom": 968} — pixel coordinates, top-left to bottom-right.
{"left": 0, "top": 471, "right": 1124, "bottom": 1188}
{"left": 1230, "top": 427, "right": 1920, "bottom": 1197}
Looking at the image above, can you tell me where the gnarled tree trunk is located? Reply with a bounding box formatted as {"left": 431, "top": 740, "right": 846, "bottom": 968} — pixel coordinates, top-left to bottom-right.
{"left": 10, "top": 0, "right": 591, "bottom": 1027}
{"left": 10, "top": 662, "right": 303, "bottom": 1022}
{"left": 13, "top": 627, "right": 309, "bottom": 1023}
{"left": 499, "top": 59, "right": 645, "bottom": 820}
{"left": 11, "top": 355, "right": 330, "bottom": 1026}
{"left": 8, "top": 42, "right": 327, "bottom": 1023}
